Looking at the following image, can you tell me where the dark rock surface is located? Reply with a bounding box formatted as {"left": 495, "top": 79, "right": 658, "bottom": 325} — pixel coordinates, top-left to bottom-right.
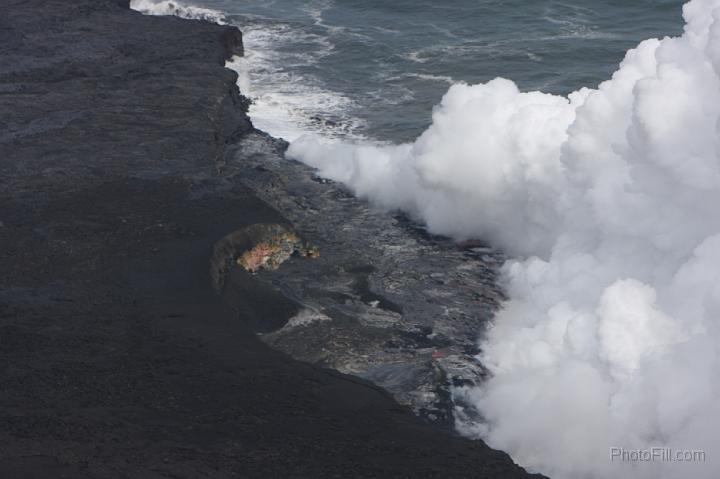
{"left": 0, "top": 0, "right": 546, "bottom": 478}
{"left": 227, "top": 133, "right": 506, "bottom": 426}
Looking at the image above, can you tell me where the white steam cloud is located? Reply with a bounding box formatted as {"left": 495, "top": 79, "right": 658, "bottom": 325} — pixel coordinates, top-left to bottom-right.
{"left": 288, "top": 0, "right": 720, "bottom": 477}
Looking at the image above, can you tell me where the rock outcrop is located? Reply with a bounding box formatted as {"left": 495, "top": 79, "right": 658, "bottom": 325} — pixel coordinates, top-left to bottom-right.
{"left": 211, "top": 222, "right": 317, "bottom": 289}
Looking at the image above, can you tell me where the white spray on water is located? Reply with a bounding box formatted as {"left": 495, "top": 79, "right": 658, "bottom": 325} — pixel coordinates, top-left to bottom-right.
{"left": 131, "top": 0, "right": 362, "bottom": 141}
{"left": 129, "top": 0, "right": 227, "bottom": 23}
{"left": 288, "top": 1, "right": 720, "bottom": 477}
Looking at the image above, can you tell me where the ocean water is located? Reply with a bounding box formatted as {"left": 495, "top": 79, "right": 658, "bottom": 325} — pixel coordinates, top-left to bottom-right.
{"left": 183, "top": 0, "right": 682, "bottom": 142}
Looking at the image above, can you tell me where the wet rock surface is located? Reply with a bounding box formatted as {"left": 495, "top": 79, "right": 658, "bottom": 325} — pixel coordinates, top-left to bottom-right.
{"left": 0, "top": 0, "right": 545, "bottom": 477}
{"left": 225, "top": 133, "right": 507, "bottom": 426}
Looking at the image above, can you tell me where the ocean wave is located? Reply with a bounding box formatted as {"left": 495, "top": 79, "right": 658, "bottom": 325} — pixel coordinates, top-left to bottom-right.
{"left": 228, "top": 54, "right": 363, "bottom": 141}
{"left": 403, "top": 72, "right": 455, "bottom": 84}
{"left": 300, "top": 0, "right": 374, "bottom": 42}
{"left": 225, "top": 18, "right": 365, "bottom": 141}
{"left": 405, "top": 50, "right": 430, "bottom": 64}
{"left": 129, "top": 0, "right": 226, "bottom": 24}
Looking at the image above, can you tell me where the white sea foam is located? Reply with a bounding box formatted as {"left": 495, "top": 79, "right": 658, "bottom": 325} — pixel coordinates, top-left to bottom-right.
{"left": 287, "top": 1, "right": 720, "bottom": 477}
{"left": 301, "top": 0, "right": 345, "bottom": 36}
{"left": 131, "top": 0, "right": 364, "bottom": 142}
{"left": 225, "top": 22, "right": 364, "bottom": 142}
{"left": 129, "top": 0, "right": 226, "bottom": 23}
{"left": 406, "top": 51, "right": 430, "bottom": 64}
{"left": 404, "top": 73, "right": 456, "bottom": 85}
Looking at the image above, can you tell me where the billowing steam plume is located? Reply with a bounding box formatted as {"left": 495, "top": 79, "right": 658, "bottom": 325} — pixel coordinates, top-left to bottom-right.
{"left": 288, "top": 1, "right": 720, "bottom": 476}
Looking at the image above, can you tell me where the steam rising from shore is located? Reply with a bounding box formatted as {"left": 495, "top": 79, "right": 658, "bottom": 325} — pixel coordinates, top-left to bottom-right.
{"left": 288, "top": 0, "right": 720, "bottom": 477}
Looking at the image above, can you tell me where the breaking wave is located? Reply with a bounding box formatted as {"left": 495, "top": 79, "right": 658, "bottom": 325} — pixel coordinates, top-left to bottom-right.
{"left": 129, "top": 0, "right": 226, "bottom": 23}
{"left": 225, "top": 23, "right": 364, "bottom": 142}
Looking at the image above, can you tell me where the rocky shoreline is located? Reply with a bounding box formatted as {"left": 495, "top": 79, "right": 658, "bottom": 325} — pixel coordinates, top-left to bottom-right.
{"left": 224, "top": 132, "right": 506, "bottom": 427}
{"left": 0, "top": 0, "right": 544, "bottom": 477}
